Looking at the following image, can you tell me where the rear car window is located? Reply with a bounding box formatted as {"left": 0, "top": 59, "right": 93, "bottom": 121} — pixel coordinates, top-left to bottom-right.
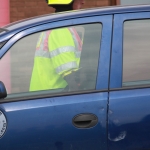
{"left": 123, "top": 19, "right": 150, "bottom": 87}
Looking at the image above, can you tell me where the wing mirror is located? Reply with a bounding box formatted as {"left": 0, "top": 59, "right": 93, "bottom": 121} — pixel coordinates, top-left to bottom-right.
{"left": 0, "top": 81, "right": 7, "bottom": 99}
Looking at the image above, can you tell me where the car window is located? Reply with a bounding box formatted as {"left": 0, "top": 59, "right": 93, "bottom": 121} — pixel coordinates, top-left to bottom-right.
{"left": 123, "top": 19, "right": 150, "bottom": 87}
{"left": 0, "top": 23, "right": 102, "bottom": 96}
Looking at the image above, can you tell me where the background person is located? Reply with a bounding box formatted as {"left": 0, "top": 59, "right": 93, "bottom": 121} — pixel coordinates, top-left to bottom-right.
{"left": 30, "top": 0, "right": 85, "bottom": 92}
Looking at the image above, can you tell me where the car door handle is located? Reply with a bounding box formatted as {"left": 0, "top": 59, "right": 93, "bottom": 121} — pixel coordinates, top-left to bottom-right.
{"left": 72, "top": 113, "right": 98, "bottom": 128}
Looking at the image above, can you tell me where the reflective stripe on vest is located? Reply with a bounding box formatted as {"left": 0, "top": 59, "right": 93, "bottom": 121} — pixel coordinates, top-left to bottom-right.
{"left": 35, "top": 31, "right": 51, "bottom": 58}
{"left": 68, "top": 28, "right": 82, "bottom": 58}
{"left": 50, "top": 46, "right": 75, "bottom": 58}
{"left": 35, "top": 50, "right": 50, "bottom": 58}
{"left": 75, "top": 51, "right": 81, "bottom": 58}
{"left": 69, "top": 28, "right": 82, "bottom": 51}
{"left": 56, "top": 61, "right": 78, "bottom": 74}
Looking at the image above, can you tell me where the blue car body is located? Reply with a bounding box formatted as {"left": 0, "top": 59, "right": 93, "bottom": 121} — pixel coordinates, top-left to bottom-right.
{"left": 0, "top": 5, "right": 150, "bottom": 150}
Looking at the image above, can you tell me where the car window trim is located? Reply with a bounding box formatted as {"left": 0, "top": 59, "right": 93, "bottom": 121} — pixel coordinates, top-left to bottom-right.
{"left": 110, "top": 11, "right": 150, "bottom": 89}
{"left": 0, "top": 89, "right": 108, "bottom": 104}
{"left": 0, "top": 15, "right": 113, "bottom": 101}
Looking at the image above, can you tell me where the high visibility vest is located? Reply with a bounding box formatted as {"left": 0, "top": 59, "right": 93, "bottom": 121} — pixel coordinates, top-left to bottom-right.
{"left": 30, "top": 27, "right": 82, "bottom": 91}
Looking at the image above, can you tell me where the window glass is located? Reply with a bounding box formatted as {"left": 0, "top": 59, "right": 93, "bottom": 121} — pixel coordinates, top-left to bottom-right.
{"left": 123, "top": 20, "right": 150, "bottom": 87}
{"left": 0, "top": 23, "right": 102, "bottom": 96}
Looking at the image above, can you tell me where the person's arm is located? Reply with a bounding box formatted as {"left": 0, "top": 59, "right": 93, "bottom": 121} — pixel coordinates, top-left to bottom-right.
{"left": 49, "top": 28, "right": 80, "bottom": 90}
{"left": 64, "top": 71, "right": 80, "bottom": 91}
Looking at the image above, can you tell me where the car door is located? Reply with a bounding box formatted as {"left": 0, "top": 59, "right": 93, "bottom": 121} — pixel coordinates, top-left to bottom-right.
{"left": 109, "top": 11, "right": 150, "bottom": 149}
{"left": 0, "top": 15, "right": 112, "bottom": 150}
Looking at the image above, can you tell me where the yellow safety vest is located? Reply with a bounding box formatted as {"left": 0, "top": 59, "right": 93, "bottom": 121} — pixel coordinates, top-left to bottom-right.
{"left": 30, "top": 28, "right": 82, "bottom": 91}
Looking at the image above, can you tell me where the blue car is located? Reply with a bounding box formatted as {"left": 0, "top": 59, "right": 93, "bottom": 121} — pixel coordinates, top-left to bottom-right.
{"left": 0, "top": 4, "right": 150, "bottom": 150}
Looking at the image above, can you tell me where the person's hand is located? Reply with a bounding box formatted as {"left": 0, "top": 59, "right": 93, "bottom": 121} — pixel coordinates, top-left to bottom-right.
{"left": 64, "top": 71, "right": 80, "bottom": 91}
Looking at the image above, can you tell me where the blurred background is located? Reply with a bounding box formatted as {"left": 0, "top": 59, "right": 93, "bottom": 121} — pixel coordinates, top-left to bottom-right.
{"left": 1, "top": 0, "right": 150, "bottom": 27}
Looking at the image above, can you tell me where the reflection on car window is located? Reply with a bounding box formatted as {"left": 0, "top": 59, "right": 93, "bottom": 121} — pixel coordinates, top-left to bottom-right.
{"left": 0, "top": 23, "right": 102, "bottom": 96}
{"left": 123, "top": 20, "right": 150, "bottom": 87}
{"left": 0, "top": 28, "right": 8, "bottom": 35}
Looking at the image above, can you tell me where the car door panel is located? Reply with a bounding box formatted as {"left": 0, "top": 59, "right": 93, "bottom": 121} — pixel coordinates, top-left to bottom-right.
{"left": 0, "top": 93, "right": 108, "bottom": 150}
{"left": 109, "top": 12, "right": 150, "bottom": 150}
{"left": 0, "top": 15, "right": 112, "bottom": 150}
{"left": 109, "top": 89, "right": 150, "bottom": 150}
